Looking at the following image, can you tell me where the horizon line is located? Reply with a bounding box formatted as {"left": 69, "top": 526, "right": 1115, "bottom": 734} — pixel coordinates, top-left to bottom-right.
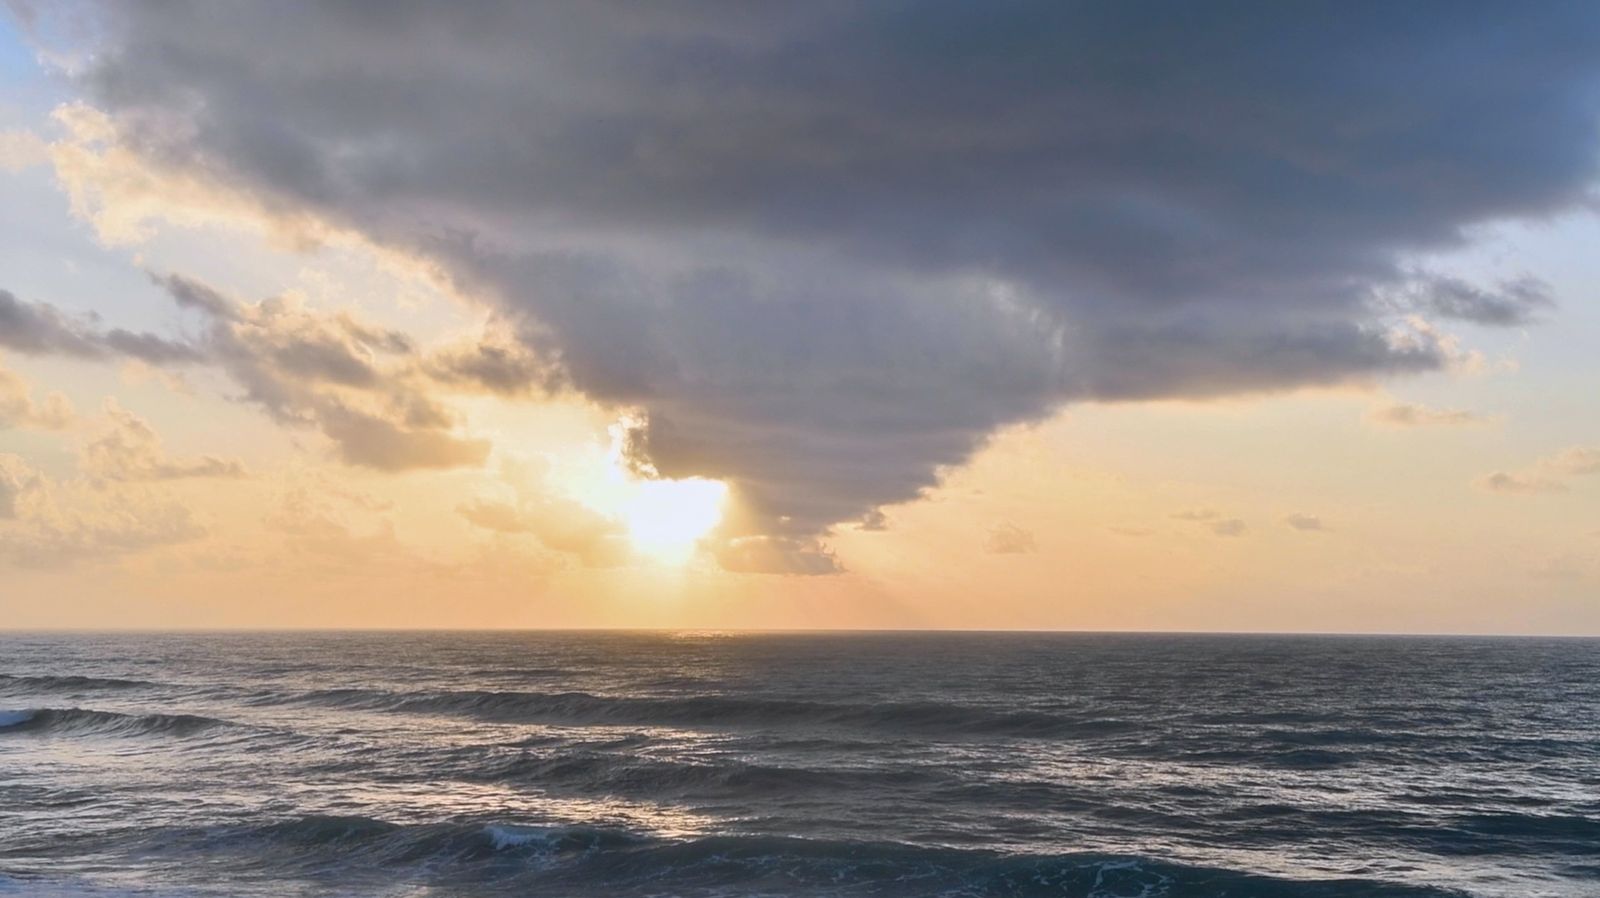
{"left": 1, "top": 626, "right": 1595, "bottom": 639}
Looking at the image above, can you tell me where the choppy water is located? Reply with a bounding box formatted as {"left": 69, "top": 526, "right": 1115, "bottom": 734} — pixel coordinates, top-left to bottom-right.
{"left": 0, "top": 632, "right": 1596, "bottom": 897}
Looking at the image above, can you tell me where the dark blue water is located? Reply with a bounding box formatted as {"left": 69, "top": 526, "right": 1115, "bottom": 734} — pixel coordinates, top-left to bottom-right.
{"left": 1, "top": 632, "right": 1596, "bottom": 897}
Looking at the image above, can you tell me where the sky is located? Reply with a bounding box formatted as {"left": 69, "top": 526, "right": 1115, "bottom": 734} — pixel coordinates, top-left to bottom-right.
{"left": 0, "top": 1, "right": 1597, "bottom": 633}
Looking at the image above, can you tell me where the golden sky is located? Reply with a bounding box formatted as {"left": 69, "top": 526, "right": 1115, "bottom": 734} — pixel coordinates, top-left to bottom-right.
{"left": 1, "top": 6, "right": 1597, "bottom": 633}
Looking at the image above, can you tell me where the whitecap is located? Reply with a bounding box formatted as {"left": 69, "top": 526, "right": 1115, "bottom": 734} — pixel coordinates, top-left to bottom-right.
{"left": 484, "top": 824, "right": 557, "bottom": 851}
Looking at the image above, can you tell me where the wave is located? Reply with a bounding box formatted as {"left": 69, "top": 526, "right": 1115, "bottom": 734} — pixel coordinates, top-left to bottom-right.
{"left": 284, "top": 686, "right": 1132, "bottom": 739}
{"left": 0, "top": 873, "right": 152, "bottom": 898}
{"left": 470, "top": 751, "right": 946, "bottom": 799}
{"left": 0, "top": 674, "right": 155, "bottom": 692}
{"left": 1136, "top": 728, "right": 1600, "bottom": 770}
{"left": 1160, "top": 745, "right": 1387, "bottom": 770}
{"left": 148, "top": 815, "right": 1467, "bottom": 897}
{"left": 0, "top": 707, "right": 238, "bottom": 738}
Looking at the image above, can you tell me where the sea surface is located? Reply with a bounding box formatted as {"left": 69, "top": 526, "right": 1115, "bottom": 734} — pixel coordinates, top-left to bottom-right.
{"left": 0, "top": 632, "right": 1596, "bottom": 897}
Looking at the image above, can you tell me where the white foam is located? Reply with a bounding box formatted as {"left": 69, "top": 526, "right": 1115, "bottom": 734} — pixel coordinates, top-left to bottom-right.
{"left": 484, "top": 824, "right": 555, "bottom": 850}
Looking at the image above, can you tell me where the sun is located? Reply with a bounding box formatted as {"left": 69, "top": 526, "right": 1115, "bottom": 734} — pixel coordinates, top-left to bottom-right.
{"left": 620, "top": 477, "right": 728, "bottom": 564}
{"left": 554, "top": 413, "right": 729, "bottom": 565}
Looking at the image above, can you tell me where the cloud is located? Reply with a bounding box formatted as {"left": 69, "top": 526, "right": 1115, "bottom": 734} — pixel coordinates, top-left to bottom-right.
{"left": 0, "top": 464, "right": 206, "bottom": 568}
{"left": 31, "top": 2, "right": 1600, "bottom": 549}
{"left": 315, "top": 403, "right": 489, "bottom": 471}
{"left": 0, "top": 357, "right": 75, "bottom": 430}
{"left": 1172, "top": 507, "right": 1249, "bottom": 536}
{"left": 1284, "top": 513, "right": 1326, "bottom": 532}
{"left": 1209, "top": 518, "right": 1249, "bottom": 537}
{"left": 3, "top": 275, "right": 495, "bottom": 473}
{"left": 1368, "top": 402, "right": 1490, "bottom": 428}
{"left": 455, "top": 458, "right": 633, "bottom": 567}
{"left": 0, "top": 406, "right": 231, "bottom": 570}
{"left": 856, "top": 509, "right": 890, "bottom": 532}
{"left": 714, "top": 535, "right": 841, "bottom": 576}
{"left": 985, "top": 523, "right": 1036, "bottom": 555}
{"left": 458, "top": 495, "right": 630, "bottom": 568}
{"left": 1551, "top": 447, "right": 1600, "bottom": 476}
{"left": 149, "top": 273, "right": 492, "bottom": 472}
{"left": 423, "top": 336, "right": 559, "bottom": 398}
{"left": 0, "top": 288, "right": 203, "bottom": 364}
{"left": 152, "top": 274, "right": 410, "bottom": 391}
{"left": 0, "top": 500, "right": 205, "bottom": 567}
{"left": 1478, "top": 446, "right": 1600, "bottom": 495}
{"left": 0, "top": 289, "right": 104, "bottom": 357}
{"left": 0, "top": 455, "right": 41, "bottom": 519}
{"left": 456, "top": 499, "right": 534, "bottom": 535}
{"left": 1478, "top": 471, "right": 1567, "bottom": 495}
{"left": 43, "top": 102, "right": 341, "bottom": 247}
{"left": 81, "top": 401, "right": 246, "bottom": 481}
{"left": 263, "top": 483, "right": 455, "bottom": 578}
{"left": 1384, "top": 274, "right": 1554, "bottom": 327}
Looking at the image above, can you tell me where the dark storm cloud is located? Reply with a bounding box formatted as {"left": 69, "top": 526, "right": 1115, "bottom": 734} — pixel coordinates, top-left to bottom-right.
{"left": 46, "top": 1, "right": 1600, "bottom": 568}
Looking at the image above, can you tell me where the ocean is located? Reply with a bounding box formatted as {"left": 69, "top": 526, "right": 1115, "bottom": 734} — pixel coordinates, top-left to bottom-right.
{"left": 0, "top": 632, "right": 1595, "bottom": 897}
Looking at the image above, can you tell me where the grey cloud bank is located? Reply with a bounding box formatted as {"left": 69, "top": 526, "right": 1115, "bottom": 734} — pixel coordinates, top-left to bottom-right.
{"left": 0, "top": 289, "right": 201, "bottom": 364}
{"left": 19, "top": 1, "right": 1600, "bottom": 569}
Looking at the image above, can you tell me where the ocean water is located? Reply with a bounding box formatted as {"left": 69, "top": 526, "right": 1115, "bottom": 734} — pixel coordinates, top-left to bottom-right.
{"left": 0, "top": 632, "right": 1595, "bottom": 898}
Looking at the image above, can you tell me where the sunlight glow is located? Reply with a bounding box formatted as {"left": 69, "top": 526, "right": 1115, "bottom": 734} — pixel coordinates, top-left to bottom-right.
{"left": 556, "top": 412, "right": 730, "bottom": 565}
{"left": 621, "top": 477, "right": 728, "bottom": 564}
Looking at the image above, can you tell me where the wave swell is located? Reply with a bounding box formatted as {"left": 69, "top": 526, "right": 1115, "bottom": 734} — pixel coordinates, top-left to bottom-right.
{"left": 286, "top": 686, "right": 1129, "bottom": 739}
{"left": 0, "top": 707, "right": 236, "bottom": 738}
{"left": 0, "top": 673, "right": 154, "bottom": 692}
{"left": 163, "top": 815, "right": 1468, "bottom": 897}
